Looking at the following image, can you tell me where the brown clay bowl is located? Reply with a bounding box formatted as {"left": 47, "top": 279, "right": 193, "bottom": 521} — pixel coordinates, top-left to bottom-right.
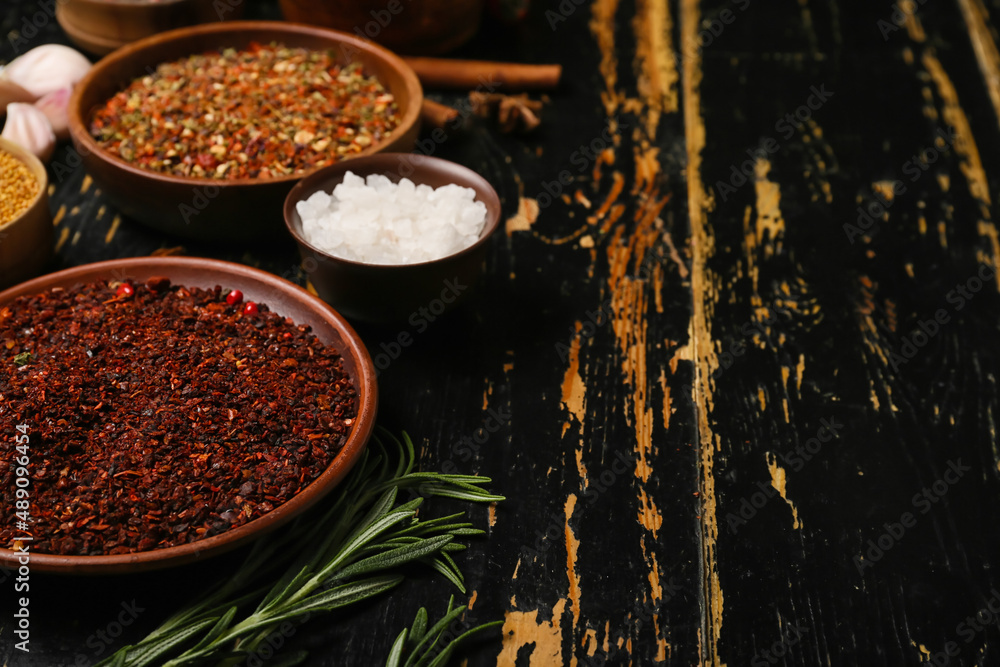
{"left": 0, "top": 257, "right": 378, "bottom": 574}
{"left": 0, "top": 138, "right": 53, "bottom": 291}
{"left": 67, "top": 21, "right": 423, "bottom": 242}
{"left": 283, "top": 153, "right": 501, "bottom": 323}
{"left": 56, "top": 0, "right": 245, "bottom": 56}
{"left": 279, "top": 0, "right": 484, "bottom": 55}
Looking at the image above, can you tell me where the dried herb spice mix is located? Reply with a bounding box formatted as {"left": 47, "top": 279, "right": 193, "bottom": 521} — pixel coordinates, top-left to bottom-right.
{"left": 90, "top": 43, "right": 400, "bottom": 179}
{"left": 0, "top": 278, "right": 357, "bottom": 555}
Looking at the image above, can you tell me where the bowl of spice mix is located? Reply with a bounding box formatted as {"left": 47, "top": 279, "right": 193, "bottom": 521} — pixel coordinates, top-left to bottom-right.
{"left": 56, "top": 0, "right": 245, "bottom": 57}
{"left": 284, "top": 153, "right": 501, "bottom": 323}
{"left": 67, "top": 21, "right": 423, "bottom": 241}
{"left": 0, "top": 137, "right": 53, "bottom": 291}
{"left": 0, "top": 257, "right": 377, "bottom": 574}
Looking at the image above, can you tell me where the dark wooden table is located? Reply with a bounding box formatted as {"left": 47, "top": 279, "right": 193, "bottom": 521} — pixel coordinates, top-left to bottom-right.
{"left": 4, "top": 0, "right": 1000, "bottom": 665}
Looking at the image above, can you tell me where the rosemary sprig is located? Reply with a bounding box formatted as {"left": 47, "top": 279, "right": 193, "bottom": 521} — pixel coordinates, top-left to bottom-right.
{"left": 386, "top": 597, "right": 503, "bottom": 667}
{"left": 95, "top": 429, "right": 503, "bottom": 667}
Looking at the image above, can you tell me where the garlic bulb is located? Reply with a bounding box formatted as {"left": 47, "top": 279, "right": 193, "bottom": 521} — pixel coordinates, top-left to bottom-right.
{"left": 1, "top": 103, "right": 56, "bottom": 163}
{"left": 34, "top": 86, "right": 71, "bottom": 140}
{"left": 0, "top": 80, "right": 34, "bottom": 112}
{"left": 0, "top": 45, "right": 91, "bottom": 100}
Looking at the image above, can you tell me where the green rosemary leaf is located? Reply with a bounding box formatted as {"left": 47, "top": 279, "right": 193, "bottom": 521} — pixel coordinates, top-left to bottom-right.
{"left": 424, "top": 621, "right": 505, "bottom": 667}
{"left": 410, "top": 607, "right": 429, "bottom": 645}
{"left": 438, "top": 551, "right": 461, "bottom": 577}
{"left": 448, "top": 528, "right": 486, "bottom": 537}
{"left": 187, "top": 606, "right": 237, "bottom": 653}
{"left": 385, "top": 630, "right": 408, "bottom": 667}
{"left": 332, "top": 535, "right": 454, "bottom": 581}
{"left": 423, "top": 556, "right": 466, "bottom": 593}
{"left": 418, "top": 486, "right": 506, "bottom": 503}
{"left": 308, "top": 506, "right": 420, "bottom": 586}
{"left": 266, "top": 575, "right": 404, "bottom": 625}
{"left": 401, "top": 597, "right": 464, "bottom": 667}
{"left": 103, "top": 617, "right": 216, "bottom": 667}
{"left": 255, "top": 565, "right": 313, "bottom": 615}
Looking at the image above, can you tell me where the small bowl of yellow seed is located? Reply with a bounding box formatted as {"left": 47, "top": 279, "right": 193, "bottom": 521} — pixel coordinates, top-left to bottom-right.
{"left": 0, "top": 138, "right": 54, "bottom": 290}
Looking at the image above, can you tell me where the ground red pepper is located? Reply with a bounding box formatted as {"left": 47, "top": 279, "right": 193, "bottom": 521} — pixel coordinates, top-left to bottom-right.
{"left": 0, "top": 278, "right": 357, "bottom": 555}
{"left": 89, "top": 42, "right": 400, "bottom": 180}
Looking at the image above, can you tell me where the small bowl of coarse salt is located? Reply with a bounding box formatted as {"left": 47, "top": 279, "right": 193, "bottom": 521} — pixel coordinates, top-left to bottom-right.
{"left": 283, "top": 153, "right": 501, "bottom": 323}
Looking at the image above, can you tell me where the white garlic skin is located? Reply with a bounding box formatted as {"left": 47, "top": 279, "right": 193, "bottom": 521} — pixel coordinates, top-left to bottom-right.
{"left": 0, "top": 45, "right": 92, "bottom": 100}
{"left": 1, "top": 102, "right": 56, "bottom": 163}
{"left": 34, "top": 86, "right": 71, "bottom": 140}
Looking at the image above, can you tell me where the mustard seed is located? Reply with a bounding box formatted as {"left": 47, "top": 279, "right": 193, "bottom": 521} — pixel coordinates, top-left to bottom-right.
{"left": 0, "top": 149, "right": 39, "bottom": 226}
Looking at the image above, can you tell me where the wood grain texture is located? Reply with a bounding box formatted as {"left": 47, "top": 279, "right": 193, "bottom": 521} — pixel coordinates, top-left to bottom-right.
{"left": 2, "top": 0, "right": 1000, "bottom": 665}
{"left": 694, "top": 1, "right": 1000, "bottom": 665}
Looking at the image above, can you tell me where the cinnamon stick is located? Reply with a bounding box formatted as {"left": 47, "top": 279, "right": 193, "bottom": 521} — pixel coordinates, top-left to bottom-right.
{"left": 420, "top": 98, "right": 461, "bottom": 129}
{"left": 404, "top": 57, "right": 562, "bottom": 91}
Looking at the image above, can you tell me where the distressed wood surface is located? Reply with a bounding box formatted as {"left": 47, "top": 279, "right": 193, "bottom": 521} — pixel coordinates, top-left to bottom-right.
{"left": 2, "top": 0, "right": 1000, "bottom": 665}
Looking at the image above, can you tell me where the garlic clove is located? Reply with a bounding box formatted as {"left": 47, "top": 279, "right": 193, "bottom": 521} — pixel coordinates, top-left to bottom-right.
{"left": 34, "top": 86, "right": 71, "bottom": 140}
{"left": 0, "top": 79, "right": 35, "bottom": 111}
{"left": 0, "top": 45, "right": 92, "bottom": 99}
{"left": 2, "top": 103, "right": 56, "bottom": 163}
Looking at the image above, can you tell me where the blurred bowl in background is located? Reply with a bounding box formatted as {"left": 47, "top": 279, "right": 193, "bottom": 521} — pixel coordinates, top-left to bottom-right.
{"left": 278, "top": 0, "right": 484, "bottom": 55}
{"left": 283, "top": 153, "right": 501, "bottom": 323}
{"left": 57, "top": 0, "right": 245, "bottom": 56}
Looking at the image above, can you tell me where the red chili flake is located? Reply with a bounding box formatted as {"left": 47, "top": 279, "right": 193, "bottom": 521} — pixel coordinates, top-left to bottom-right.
{"left": 88, "top": 43, "right": 400, "bottom": 180}
{"left": 0, "top": 279, "right": 357, "bottom": 555}
{"left": 226, "top": 289, "right": 243, "bottom": 305}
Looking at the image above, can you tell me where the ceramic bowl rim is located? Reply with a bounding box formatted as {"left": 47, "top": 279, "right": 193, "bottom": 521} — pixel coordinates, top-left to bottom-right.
{"left": 0, "top": 257, "right": 378, "bottom": 574}
{"left": 282, "top": 153, "right": 502, "bottom": 271}
{"left": 0, "top": 137, "right": 48, "bottom": 228}
{"left": 67, "top": 20, "right": 423, "bottom": 190}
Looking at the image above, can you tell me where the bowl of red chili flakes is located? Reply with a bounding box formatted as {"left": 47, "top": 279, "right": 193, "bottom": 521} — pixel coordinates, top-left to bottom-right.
{"left": 0, "top": 257, "right": 377, "bottom": 574}
{"left": 67, "top": 20, "right": 423, "bottom": 242}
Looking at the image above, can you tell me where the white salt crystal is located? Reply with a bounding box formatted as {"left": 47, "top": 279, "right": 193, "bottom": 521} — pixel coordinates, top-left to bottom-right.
{"left": 298, "top": 170, "right": 489, "bottom": 265}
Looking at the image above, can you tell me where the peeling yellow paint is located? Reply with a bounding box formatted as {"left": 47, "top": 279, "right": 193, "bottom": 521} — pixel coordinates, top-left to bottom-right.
{"left": 497, "top": 599, "right": 567, "bottom": 667}
{"left": 565, "top": 494, "right": 581, "bottom": 667}
{"left": 561, "top": 333, "right": 587, "bottom": 436}
{"left": 637, "top": 488, "right": 662, "bottom": 537}
{"left": 590, "top": 0, "right": 623, "bottom": 116}
{"left": 104, "top": 215, "right": 121, "bottom": 244}
{"left": 902, "top": 0, "right": 926, "bottom": 42}
{"left": 54, "top": 227, "right": 70, "bottom": 253}
{"left": 681, "top": 0, "right": 726, "bottom": 662}
{"left": 958, "top": 0, "right": 1000, "bottom": 132}
{"left": 753, "top": 159, "right": 786, "bottom": 246}
{"left": 632, "top": 0, "right": 677, "bottom": 137}
{"left": 766, "top": 453, "right": 802, "bottom": 529}
{"left": 658, "top": 369, "right": 671, "bottom": 429}
{"left": 506, "top": 197, "right": 540, "bottom": 235}
{"left": 923, "top": 53, "right": 992, "bottom": 209}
